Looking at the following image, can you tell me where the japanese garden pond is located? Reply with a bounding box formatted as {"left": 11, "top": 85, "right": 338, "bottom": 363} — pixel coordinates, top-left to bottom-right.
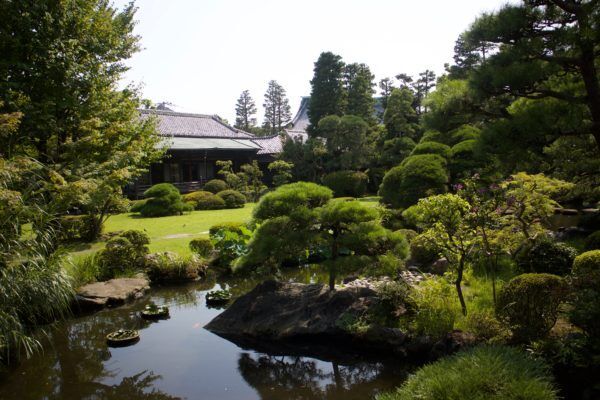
{"left": 0, "top": 267, "right": 415, "bottom": 400}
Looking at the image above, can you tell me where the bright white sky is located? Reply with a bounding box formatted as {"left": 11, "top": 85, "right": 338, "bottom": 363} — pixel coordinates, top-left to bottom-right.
{"left": 115, "top": 0, "right": 510, "bottom": 124}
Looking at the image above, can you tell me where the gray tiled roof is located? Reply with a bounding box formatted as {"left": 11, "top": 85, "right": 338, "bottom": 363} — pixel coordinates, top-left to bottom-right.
{"left": 290, "top": 96, "right": 310, "bottom": 132}
{"left": 140, "top": 109, "right": 253, "bottom": 139}
{"left": 251, "top": 135, "right": 284, "bottom": 155}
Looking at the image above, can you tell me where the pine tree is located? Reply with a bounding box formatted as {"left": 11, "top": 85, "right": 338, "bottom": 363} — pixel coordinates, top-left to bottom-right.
{"left": 234, "top": 90, "right": 257, "bottom": 131}
{"left": 262, "top": 80, "right": 291, "bottom": 135}
{"left": 307, "top": 52, "right": 346, "bottom": 133}
{"left": 344, "top": 63, "right": 375, "bottom": 124}
{"left": 414, "top": 70, "right": 436, "bottom": 113}
{"left": 379, "top": 77, "right": 396, "bottom": 110}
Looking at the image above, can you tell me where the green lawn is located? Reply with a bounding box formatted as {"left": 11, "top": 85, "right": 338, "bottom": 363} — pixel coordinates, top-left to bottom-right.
{"left": 67, "top": 203, "right": 256, "bottom": 258}
{"left": 66, "top": 197, "right": 380, "bottom": 259}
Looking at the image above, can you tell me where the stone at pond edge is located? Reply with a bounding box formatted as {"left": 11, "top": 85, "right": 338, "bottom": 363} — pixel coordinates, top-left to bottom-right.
{"left": 76, "top": 277, "right": 150, "bottom": 311}
{"left": 205, "top": 280, "right": 476, "bottom": 359}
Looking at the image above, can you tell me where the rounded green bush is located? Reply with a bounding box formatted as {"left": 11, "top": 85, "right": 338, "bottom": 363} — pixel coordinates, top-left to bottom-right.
{"left": 208, "top": 222, "right": 247, "bottom": 237}
{"left": 570, "top": 250, "right": 600, "bottom": 336}
{"left": 410, "top": 142, "right": 451, "bottom": 159}
{"left": 203, "top": 179, "right": 228, "bottom": 194}
{"left": 584, "top": 230, "right": 600, "bottom": 251}
{"left": 216, "top": 189, "right": 246, "bottom": 208}
{"left": 572, "top": 249, "right": 600, "bottom": 279}
{"left": 183, "top": 190, "right": 226, "bottom": 210}
{"left": 496, "top": 273, "right": 565, "bottom": 342}
{"left": 189, "top": 238, "right": 214, "bottom": 258}
{"left": 517, "top": 240, "right": 578, "bottom": 276}
{"left": 378, "top": 154, "right": 448, "bottom": 209}
{"left": 136, "top": 183, "right": 192, "bottom": 217}
{"left": 253, "top": 182, "right": 333, "bottom": 222}
{"left": 120, "top": 230, "right": 150, "bottom": 257}
{"left": 377, "top": 345, "right": 557, "bottom": 400}
{"left": 98, "top": 237, "right": 137, "bottom": 280}
{"left": 322, "top": 170, "right": 369, "bottom": 197}
{"left": 450, "top": 124, "right": 480, "bottom": 144}
{"left": 419, "top": 130, "right": 443, "bottom": 143}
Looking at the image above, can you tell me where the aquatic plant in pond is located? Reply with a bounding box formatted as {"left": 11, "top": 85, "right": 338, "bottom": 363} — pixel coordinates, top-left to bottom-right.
{"left": 106, "top": 329, "right": 140, "bottom": 347}
{"left": 206, "top": 289, "right": 232, "bottom": 306}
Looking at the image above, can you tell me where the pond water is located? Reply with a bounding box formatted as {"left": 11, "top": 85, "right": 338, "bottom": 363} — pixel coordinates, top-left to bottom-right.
{"left": 0, "top": 268, "right": 413, "bottom": 400}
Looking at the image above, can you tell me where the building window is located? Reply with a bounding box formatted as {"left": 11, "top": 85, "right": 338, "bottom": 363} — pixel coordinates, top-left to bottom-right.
{"left": 163, "top": 163, "right": 180, "bottom": 182}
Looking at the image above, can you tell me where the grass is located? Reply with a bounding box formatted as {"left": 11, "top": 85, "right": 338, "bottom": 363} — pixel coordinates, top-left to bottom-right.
{"left": 377, "top": 345, "right": 558, "bottom": 400}
{"left": 65, "top": 203, "right": 256, "bottom": 259}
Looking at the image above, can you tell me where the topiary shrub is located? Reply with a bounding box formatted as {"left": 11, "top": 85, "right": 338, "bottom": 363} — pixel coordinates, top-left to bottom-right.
{"left": 410, "top": 233, "right": 442, "bottom": 267}
{"left": 410, "top": 141, "right": 451, "bottom": 159}
{"left": 183, "top": 190, "right": 226, "bottom": 210}
{"left": 253, "top": 182, "right": 333, "bottom": 222}
{"left": 377, "top": 345, "right": 558, "bottom": 400}
{"left": 208, "top": 222, "right": 246, "bottom": 237}
{"left": 322, "top": 170, "right": 369, "bottom": 197}
{"left": 203, "top": 179, "right": 228, "bottom": 194}
{"left": 584, "top": 230, "right": 600, "bottom": 251}
{"left": 517, "top": 240, "right": 578, "bottom": 276}
{"left": 136, "top": 183, "right": 192, "bottom": 217}
{"left": 97, "top": 238, "right": 137, "bottom": 280}
{"left": 569, "top": 250, "right": 600, "bottom": 337}
{"left": 449, "top": 124, "right": 480, "bottom": 144}
{"left": 449, "top": 139, "right": 480, "bottom": 179}
{"left": 96, "top": 230, "right": 150, "bottom": 280}
{"left": 189, "top": 237, "right": 214, "bottom": 258}
{"left": 143, "top": 252, "right": 207, "bottom": 283}
{"left": 496, "top": 273, "right": 565, "bottom": 342}
{"left": 216, "top": 189, "right": 246, "bottom": 208}
{"left": 120, "top": 230, "right": 150, "bottom": 256}
{"left": 378, "top": 154, "right": 448, "bottom": 209}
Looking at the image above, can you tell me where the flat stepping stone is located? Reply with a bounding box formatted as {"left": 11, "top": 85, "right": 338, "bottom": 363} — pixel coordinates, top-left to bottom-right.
{"left": 76, "top": 277, "right": 149, "bottom": 311}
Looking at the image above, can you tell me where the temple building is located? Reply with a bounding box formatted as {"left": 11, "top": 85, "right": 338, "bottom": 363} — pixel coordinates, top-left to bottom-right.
{"left": 127, "top": 99, "right": 312, "bottom": 197}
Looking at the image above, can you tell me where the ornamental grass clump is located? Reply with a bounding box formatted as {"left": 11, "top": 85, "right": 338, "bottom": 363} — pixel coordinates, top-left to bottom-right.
{"left": 377, "top": 345, "right": 557, "bottom": 400}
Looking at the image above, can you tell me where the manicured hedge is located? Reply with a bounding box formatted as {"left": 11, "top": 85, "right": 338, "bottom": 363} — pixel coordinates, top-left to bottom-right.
{"left": 322, "top": 170, "right": 369, "bottom": 197}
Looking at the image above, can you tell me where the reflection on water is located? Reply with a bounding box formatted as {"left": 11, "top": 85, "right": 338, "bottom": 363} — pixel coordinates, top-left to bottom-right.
{"left": 0, "top": 267, "right": 411, "bottom": 400}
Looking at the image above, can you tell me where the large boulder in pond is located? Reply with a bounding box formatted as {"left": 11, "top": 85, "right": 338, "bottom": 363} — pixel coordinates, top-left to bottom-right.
{"left": 205, "top": 280, "right": 476, "bottom": 359}
{"left": 76, "top": 277, "right": 149, "bottom": 311}
{"left": 205, "top": 280, "right": 377, "bottom": 340}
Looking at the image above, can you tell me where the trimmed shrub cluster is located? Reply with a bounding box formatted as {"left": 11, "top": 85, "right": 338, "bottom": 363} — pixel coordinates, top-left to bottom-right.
{"left": 203, "top": 179, "right": 228, "bottom": 194}
{"left": 377, "top": 345, "right": 557, "bottom": 400}
{"left": 135, "top": 183, "right": 192, "bottom": 217}
{"left": 189, "top": 237, "right": 214, "bottom": 258}
{"left": 143, "top": 252, "right": 207, "bottom": 283}
{"left": 517, "top": 240, "right": 578, "bottom": 276}
{"left": 410, "top": 141, "right": 451, "bottom": 159}
{"left": 183, "top": 190, "right": 226, "bottom": 210}
{"left": 496, "top": 273, "right": 565, "bottom": 342}
{"left": 379, "top": 154, "right": 448, "bottom": 209}
{"left": 569, "top": 250, "right": 600, "bottom": 337}
{"left": 97, "top": 230, "right": 150, "bottom": 280}
{"left": 322, "top": 170, "right": 369, "bottom": 197}
{"left": 216, "top": 189, "right": 246, "bottom": 208}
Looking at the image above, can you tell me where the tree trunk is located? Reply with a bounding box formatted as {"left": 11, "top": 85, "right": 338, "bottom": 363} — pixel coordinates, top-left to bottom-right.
{"left": 577, "top": 12, "right": 600, "bottom": 154}
{"left": 455, "top": 255, "right": 467, "bottom": 316}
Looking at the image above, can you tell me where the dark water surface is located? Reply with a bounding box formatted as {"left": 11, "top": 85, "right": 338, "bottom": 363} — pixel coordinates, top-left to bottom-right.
{"left": 0, "top": 269, "right": 412, "bottom": 400}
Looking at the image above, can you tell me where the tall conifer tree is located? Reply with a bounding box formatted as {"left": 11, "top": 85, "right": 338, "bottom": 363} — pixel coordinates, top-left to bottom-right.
{"left": 234, "top": 90, "right": 257, "bottom": 131}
